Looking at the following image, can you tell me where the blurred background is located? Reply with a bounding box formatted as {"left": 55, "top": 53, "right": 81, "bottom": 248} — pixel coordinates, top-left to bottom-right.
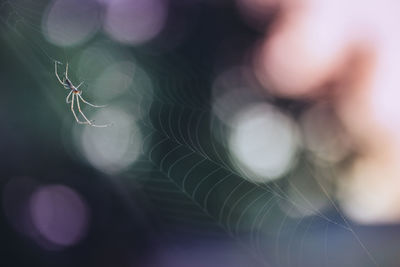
{"left": 1, "top": 0, "right": 400, "bottom": 266}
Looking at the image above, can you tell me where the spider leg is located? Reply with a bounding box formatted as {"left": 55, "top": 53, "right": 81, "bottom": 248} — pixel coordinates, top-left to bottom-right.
{"left": 66, "top": 90, "right": 73, "bottom": 104}
{"left": 76, "top": 96, "right": 111, "bottom": 128}
{"left": 75, "top": 81, "right": 84, "bottom": 89}
{"left": 75, "top": 94, "right": 93, "bottom": 124}
{"left": 71, "top": 94, "right": 90, "bottom": 125}
{"left": 78, "top": 93, "right": 107, "bottom": 108}
{"left": 54, "top": 61, "right": 65, "bottom": 85}
{"left": 89, "top": 122, "right": 112, "bottom": 128}
{"left": 65, "top": 62, "right": 69, "bottom": 79}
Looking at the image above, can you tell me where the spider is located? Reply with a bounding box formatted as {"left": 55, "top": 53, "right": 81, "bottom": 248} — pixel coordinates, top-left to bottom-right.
{"left": 55, "top": 61, "right": 111, "bottom": 127}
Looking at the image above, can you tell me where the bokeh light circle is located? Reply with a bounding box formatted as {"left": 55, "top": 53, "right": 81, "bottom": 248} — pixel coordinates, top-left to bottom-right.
{"left": 92, "top": 61, "right": 135, "bottom": 101}
{"left": 90, "top": 60, "right": 154, "bottom": 108}
{"left": 103, "top": 0, "right": 168, "bottom": 45}
{"left": 229, "top": 103, "right": 299, "bottom": 182}
{"left": 43, "top": 0, "right": 101, "bottom": 46}
{"left": 30, "top": 185, "right": 90, "bottom": 247}
{"left": 300, "top": 103, "right": 351, "bottom": 165}
{"left": 77, "top": 108, "right": 142, "bottom": 174}
{"left": 211, "top": 66, "right": 264, "bottom": 127}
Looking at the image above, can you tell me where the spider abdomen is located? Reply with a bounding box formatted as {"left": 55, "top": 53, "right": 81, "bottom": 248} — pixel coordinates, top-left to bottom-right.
{"left": 65, "top": 79, "right": 72, "bottom": 87}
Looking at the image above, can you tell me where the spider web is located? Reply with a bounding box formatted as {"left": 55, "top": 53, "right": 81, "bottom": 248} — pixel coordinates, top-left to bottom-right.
{"left": 130, "top": 63, "right": 379, "bottom": 266}
{"left": 0, "top": 1, "right": 380, "bottom": 267}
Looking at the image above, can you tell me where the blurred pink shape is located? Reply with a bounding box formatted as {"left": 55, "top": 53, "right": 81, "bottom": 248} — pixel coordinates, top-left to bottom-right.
{"left": 251, "top": 0, "right": 400, "bottom": 223}
{"left": 255, "top": 0, "right": 355, "bottom": 97}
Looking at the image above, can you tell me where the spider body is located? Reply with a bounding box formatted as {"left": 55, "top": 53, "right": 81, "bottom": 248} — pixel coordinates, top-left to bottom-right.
{"left": 55, "top": 61, "right": 110, "bottom": 127}
{"left": 64, "top": 79, "right": 76, "bottom": 92}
